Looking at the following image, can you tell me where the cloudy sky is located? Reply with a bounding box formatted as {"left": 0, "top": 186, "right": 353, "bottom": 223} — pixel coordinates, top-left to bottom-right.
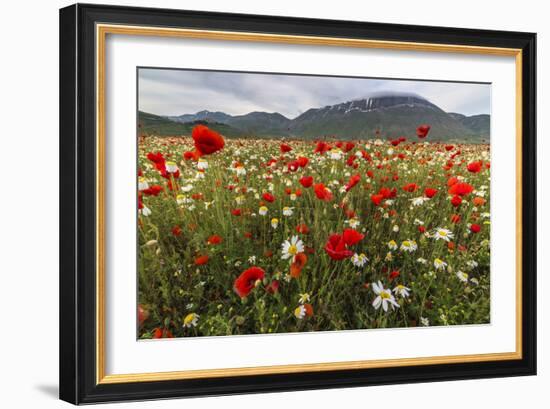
{"left": 138, "top": 68, "right": 491, "bottom": 118}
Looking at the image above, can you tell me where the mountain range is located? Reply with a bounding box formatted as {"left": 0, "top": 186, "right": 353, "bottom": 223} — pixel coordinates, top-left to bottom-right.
{"left": 139, "top": 92, "right": 490, "bottom": 142}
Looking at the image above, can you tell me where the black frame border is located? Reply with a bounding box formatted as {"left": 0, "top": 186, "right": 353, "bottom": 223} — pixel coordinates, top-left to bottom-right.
{"left": 59, "top": 3, "right": 536, "bottom": 404}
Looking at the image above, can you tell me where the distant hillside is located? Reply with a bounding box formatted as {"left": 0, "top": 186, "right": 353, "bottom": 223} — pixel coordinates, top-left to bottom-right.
{"left": 140, "top": 92, "right": 490, "bottom": 142}
{"left": 226, "top": 112, "right": 291, "bottom": 136}
{"left": 138, "top": 111, "right": 243, "bottom": 137}
{"left": 449, "top": 113, "right": 490, "bottom": 138}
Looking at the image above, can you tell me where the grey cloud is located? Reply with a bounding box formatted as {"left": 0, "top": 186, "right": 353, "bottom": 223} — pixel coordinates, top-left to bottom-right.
{"left": 138, "top": 68, "right": 490, "bottom": 118}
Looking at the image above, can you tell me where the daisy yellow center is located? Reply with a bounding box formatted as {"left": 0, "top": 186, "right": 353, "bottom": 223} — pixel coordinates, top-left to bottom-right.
{"left": 288, "top": 244, "right": 298, "bottom": 255}
{"left": 380, "top": 291, "right": 391, "bottom": 299}
{"left": 183, "top": 313, "right": 195, "bottom": 325}
{"left": 397, "top": 285, "right": 405, "bottom": 290}
{"left": 439, "top": 230, "right": 447, "bottom": 236}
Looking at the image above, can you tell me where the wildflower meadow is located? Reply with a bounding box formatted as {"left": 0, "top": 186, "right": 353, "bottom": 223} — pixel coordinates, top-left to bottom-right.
{"left": 137, "top": 124, "right": 491, "bottom": 339}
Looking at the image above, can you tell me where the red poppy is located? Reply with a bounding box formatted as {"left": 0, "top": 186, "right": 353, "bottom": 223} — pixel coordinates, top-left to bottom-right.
{"left": 379, "top": 187, "right": 397, "bottom": 199}
{"left": 424, "top": 188, "right": 438, "bottom": 198}
{"left": 302, "top": 303, "right": 314, "bottom": 317}
{"left": 142, "top": 185, "right": 163, "bottom": 196}
{"left": 416, "top": 124, "right": 431, "bottom": 138}
{"left": 324, "top": 234, "right": 354, "bottom": 260}
{"left": 371, "top": 193, "right": 384, "bottom": 206}
{"left": 207, "top": 234, "right": 223, "bottom": 245}
{"left": 287, "top": 160, "right": 301, "bottom": 172}
{"left": 389, "top": 270, "right": 400, "bottom": 281}
{"left": 344, "top": 141, "right": 356, "bottom": 152}
{"left": 296, "top": 224, "right": 310, "bottom": 234}
{"left": 183, "top": 150, "right": 200, "bottom": 161}
{"left": 314, "top": 183, "right": 333, "bottom": 201}
{"left": 280, "top": 143, "right": 292, "bottom": 153}
{"left": 473, "top": 196, "right": 486, "bottom": 206}
{"left": 194, "top": 255, "right": 209, "bottom": 265}
{"left": 290, "top": 253, "right": 308, "bottom": 278}
{"left": 231, "top": 208, "right": 242, "bottom": 216}
{"left": 234, "top": 267, "right": 265, "bottom": 298}
{"left": 297, "top": 156, "right": 309, "bottom": 167}
{"left": 262, "top": 192, "right": 275, "bottom": 203}
{"left": 467, "top": 161, "right": 483, "bottom": 173}
{"left": 449, "top": 182, "right": 474, "bottom": 196}
{"left": 418, "top": 225, "right": 426, "bottom": 233}
{"left": 447, "top": 176, "right": 459, "bottom": 187}
{"left": 343, "top": 228, "right": 364, "bottom": 246}
{"left": 451, "top": 214, "right": 461, "bottom": 224}
{"left": 147, "top": 152, "right": 166, "bottom": 172}
{"left": 265, "top": 280, "right": 280, "bottom": 294}
{"left": 299, "top": 176, "right": 314, "bottom": 188}
{"left": 470, "top": 224, "right": 481, "bottom": 233}
{"left": 172, "top": 226, "right": 182, "bottom": 237}
{"left": 192, "top": 125, "right": 225, "bottom": 155}
{"left": 451, "top": 195, "right": 462, "bottom": 207}
{"left": 314, "top": 141, "right": 331, "bottom": 154}
{"left": 402, "top": 183, "right": 419, "bottom": 192}
{"left": 152, "top": 327, "right": 174, "bottom": 339}
{"left": 445, "top": 145, "right": 454, "bottom": 151}
{"left": 345, "top": 174, "right": 361, "bottom": 192}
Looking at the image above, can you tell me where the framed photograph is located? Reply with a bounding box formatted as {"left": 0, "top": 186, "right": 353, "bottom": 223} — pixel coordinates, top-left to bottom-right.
{"left": 59, "top": 3, "right": 536, "bottom": 404}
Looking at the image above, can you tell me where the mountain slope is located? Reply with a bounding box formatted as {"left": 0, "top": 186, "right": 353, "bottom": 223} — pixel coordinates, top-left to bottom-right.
{"left": 138, "top": 111, "right": 243, "bottom": 137}
{"left": 141, "top": 92, "right": 490, "bottom": 142}
{"left": 226, "top": 112, "right": 291, "bottom": 136}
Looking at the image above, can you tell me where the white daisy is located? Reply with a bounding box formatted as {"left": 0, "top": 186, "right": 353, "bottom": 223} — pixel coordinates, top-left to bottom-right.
{"left": 372, "top": 281, "right": 400, "bottom": 312}
{"left": 281, "top": 236, "right": 304, "bottom": 260}
{"left": 420, "top": 317, "right": 430, "bottom": 326}
{"left": 393, "top": 284, "right": 411, "bottom": 298}
{"left": 183, "top": 313, "right": 199, "bottom": 328}
{"left": 433, "top": 258, "right": 448, "bottom": 271}
{"left": 410, "top": 197, "right": 429, "bottom": 207}
{"left": 140, "top": 206, "right": 151, "bottom": 217}
{"left": 416, "top": 257, "right": 428, "bottom": 265}
{"left": 298, "top": 293, "right": 311, "bottom": 304}
{"left": 432, "top": 227, "right": 454, "bottom": 242}
{"left": 294, "top": 305, "right": 306, "bottom": 319}
{"left": 466, "top": 260, "right": 479, "bottom": 270}
{"left": 138, "top": 177, "right": 149, "bottom": 191}
{"left": 197, "top": 159, "right": 208, "bottom": 170}
{"left": 387, "top": 240, "right": 398, "bottom": 250}
{"left": 271, "top": 218, "right": 279, "bottom": 229}
{"left": 258, "top": 206, "right": 268, "bottom": 216}
{"left": 345, "top": 218, "right": 361, "bottom": 228}
{"left": 330, "top": 148, "right": 343, "bottom": 160}
{"left": 165, "top": 161, "right": 179, "bottom": 173}
{"left": 456, "top": 271, "right": 469, "bottom": 282}
{"left": 400, "top": 240, "right": 418, "bottom": 252}
{"left": 351, "top": 253, "right": 368, "bottom": 267}
{"left": 282, "top": 206, "right": 294, "bottom": 216}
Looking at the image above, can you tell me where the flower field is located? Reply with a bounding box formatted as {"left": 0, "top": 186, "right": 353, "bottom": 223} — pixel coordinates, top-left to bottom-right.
{"left": 137, "top": 125, "right": 491, "bottom": 339}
